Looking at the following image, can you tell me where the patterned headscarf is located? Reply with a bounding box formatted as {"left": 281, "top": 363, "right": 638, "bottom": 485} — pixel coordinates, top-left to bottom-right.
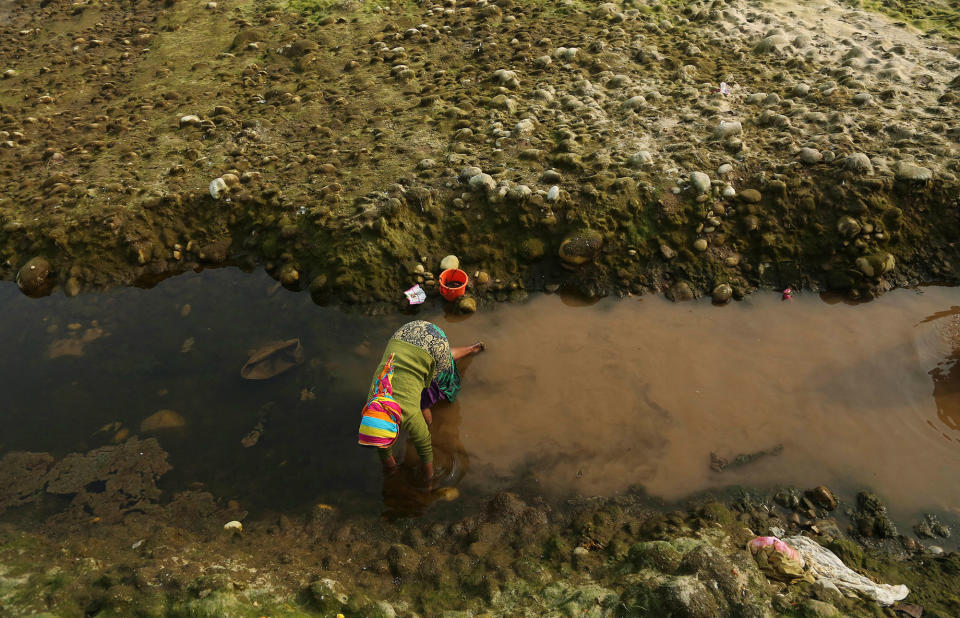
{"left": 358, "top": 354, "right": 402, "bottom": 448}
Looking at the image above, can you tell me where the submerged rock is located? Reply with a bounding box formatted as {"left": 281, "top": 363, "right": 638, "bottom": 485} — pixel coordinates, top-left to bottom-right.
{"left": 241, "top": 339, "right": 304, "bottom": 379}
{"left": 140, "top": 409, "right": 186, "bottom": 432}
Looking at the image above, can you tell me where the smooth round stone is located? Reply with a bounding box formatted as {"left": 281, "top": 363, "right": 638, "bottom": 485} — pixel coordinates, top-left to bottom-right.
{"left": 440, "top": 255, "right": 459, "bottom": 271}
{"left": 457, "top": 296, "right": 477, "bottom": 313}
{"left": 722, "top": 185, "right": 736, "bottom": 198}
{"left": 717, "top": 163, "right": 733, "bottom": 176}
{"left": 16, "top": 256, "right": 53, "bottom": 297}
{"left": 693, "top": 238, "right": 708, "bottom": 252}
{"left": 712, "top": 283, "right": 733, "bottom": 304}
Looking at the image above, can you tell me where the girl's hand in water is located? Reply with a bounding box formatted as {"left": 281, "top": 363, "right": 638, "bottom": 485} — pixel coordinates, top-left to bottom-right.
{"left": 417, "top": 462, "right": 433, "bottom": 492}
{"left": 382, "top": 455, "right": 398, "bottom": 476}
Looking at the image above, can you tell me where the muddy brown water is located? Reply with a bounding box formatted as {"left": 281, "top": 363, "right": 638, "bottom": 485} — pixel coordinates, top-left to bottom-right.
{"left": 2, "top": 269, "right": 960, "bottom": 530}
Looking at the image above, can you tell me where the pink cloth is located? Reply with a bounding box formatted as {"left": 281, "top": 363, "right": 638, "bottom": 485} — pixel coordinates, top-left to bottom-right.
{"left": 748, "top": 536, "right": 805, "bottom": 567}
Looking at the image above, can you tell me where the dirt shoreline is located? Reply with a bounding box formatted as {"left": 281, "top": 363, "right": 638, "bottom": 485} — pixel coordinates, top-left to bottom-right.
{"left": 0, "top": 0, "right": 958, "bottom": 307}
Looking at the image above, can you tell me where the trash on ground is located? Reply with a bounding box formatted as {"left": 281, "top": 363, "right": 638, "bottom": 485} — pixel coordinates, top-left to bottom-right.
{"left": 240, "top": 339, "right": 303, "bottom": 379}
{"left": 747, "top": 536, "right": 810, "bottom": 583}
{"left": 404, "top": 284, "right": 427, "bottom": 305}
{"left": 750, "top": 535, "right": 911, "bottom": 606}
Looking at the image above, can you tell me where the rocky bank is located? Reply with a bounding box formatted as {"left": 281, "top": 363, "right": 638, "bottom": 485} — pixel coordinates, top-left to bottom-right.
{"left": 1, "top": 440, "right": 960, "bottom": 616}
{"left": 0, "top": 0, "right": 958, "bottom": 306}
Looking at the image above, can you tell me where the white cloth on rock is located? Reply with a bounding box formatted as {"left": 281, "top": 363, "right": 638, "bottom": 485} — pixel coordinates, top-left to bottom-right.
{"left": 785, "top": 536, "right": 909, "bottom": 606}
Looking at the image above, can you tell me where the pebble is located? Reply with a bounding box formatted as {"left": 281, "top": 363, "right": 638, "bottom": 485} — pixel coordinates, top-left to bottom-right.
{"left": 623, "top": 95, "right": 646, "bottom": 110}
{"left": 722, "top": 185, "right": 736, "bottom": 198}
{"left": 209, "top": 177, "right": 228, "bottom": 199}
{"left": 546, "top": 186, "right": 560, "bottom": 202}
{"left": 739, "top": 189, "right": 762, "bottom": 203}
{"left": 689, "top": 171, "right": 711, "bottom": 194}
{"left": 693, "top": 238, "right": 708, "bottom": 252}
{"left": 660, "top": 244, "right": 676, "bottom": 260}
{"left": 223, "top": 520, "right": 243, "bottom": 533}
{"left": 717, "top": 163, "right": 733, "bottom": 176}
{"left": 457, "top": 296, "right": 476, "bottom": 313}
{"left": 179, "top": 115, "right": 201, "bottom": 127}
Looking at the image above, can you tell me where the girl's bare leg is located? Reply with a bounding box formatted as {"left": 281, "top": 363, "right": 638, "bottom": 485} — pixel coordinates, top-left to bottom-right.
{"left": 451, "top": 342, "right": 484, "bottom": 362}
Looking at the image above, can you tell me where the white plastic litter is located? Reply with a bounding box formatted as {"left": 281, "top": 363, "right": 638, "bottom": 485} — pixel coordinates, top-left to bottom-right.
{"left": 785, "top": 536, "right": 909, "bottom": 606}
{"left": 404, "top": 284, "right": 426, "bottom": 305}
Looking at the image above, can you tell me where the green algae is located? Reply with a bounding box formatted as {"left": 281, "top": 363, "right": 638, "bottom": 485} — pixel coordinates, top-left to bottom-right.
{"left": 844, "top": 0, "right": 960, "bottom": 39}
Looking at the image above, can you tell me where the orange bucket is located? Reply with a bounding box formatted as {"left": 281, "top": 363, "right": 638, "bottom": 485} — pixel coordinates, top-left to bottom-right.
{"left": 438, "top": 268, "right": 468, "bottom": 301}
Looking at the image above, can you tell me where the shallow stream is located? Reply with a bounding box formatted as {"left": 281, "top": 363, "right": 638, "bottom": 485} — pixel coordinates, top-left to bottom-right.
{"left": 3, "top": 269, "right": 960, "bottom": 532}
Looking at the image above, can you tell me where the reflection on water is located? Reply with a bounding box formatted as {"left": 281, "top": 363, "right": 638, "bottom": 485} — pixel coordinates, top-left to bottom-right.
{"left": 925, "top": 307, "right": 960, "bottom": 433}
{"left": 3, "top": 270, "right": 960, "bottom": 525}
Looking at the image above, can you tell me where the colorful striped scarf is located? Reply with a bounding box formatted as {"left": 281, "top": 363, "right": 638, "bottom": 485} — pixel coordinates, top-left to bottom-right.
{"left": 358, "top": 353, "right": 402, "bottom": 448}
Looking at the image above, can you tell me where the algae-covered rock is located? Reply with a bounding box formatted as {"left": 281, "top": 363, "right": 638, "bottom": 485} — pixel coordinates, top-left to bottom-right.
{"left": 386, "top": 544, "right": 420, "bottom": 578}
{"left": 739, "top": 189, "right": 762, "bottom": 203}
{"left": 559, "top": 229, "right": 603, "bottom": 265}
{"left": 309, "top": 578, "right": 348, "bottom": 614}
{"left": 837, "top": 216, "right": 862, "bottom": 239}
{"left": 855, "top": 253, "right": 895, "bottom": 278}
{"left": 802, "top": 599, "right": 841, "bottom": 617}
{"left": 520, "top": 238, "right": 545, "bottom": 261}
{"left": 712, "top": 283, "right": 733, "bottom": 304}
{"left": 619, "top": 574, "right": 724, "bottom": 618}
{"left": 628, "top": 540, "right": 683, "bottom": 573}
{"left": 457, "top": 296, "right": 477, "bottom": 313}
{"left": 895, "top": 162, "right": 933, "bottom": 181}
{"left": 667, "top": 281, "right": 694, "bottom": 302}
{"left": 0, "top": 451, "right": 54, "bottom": 513}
